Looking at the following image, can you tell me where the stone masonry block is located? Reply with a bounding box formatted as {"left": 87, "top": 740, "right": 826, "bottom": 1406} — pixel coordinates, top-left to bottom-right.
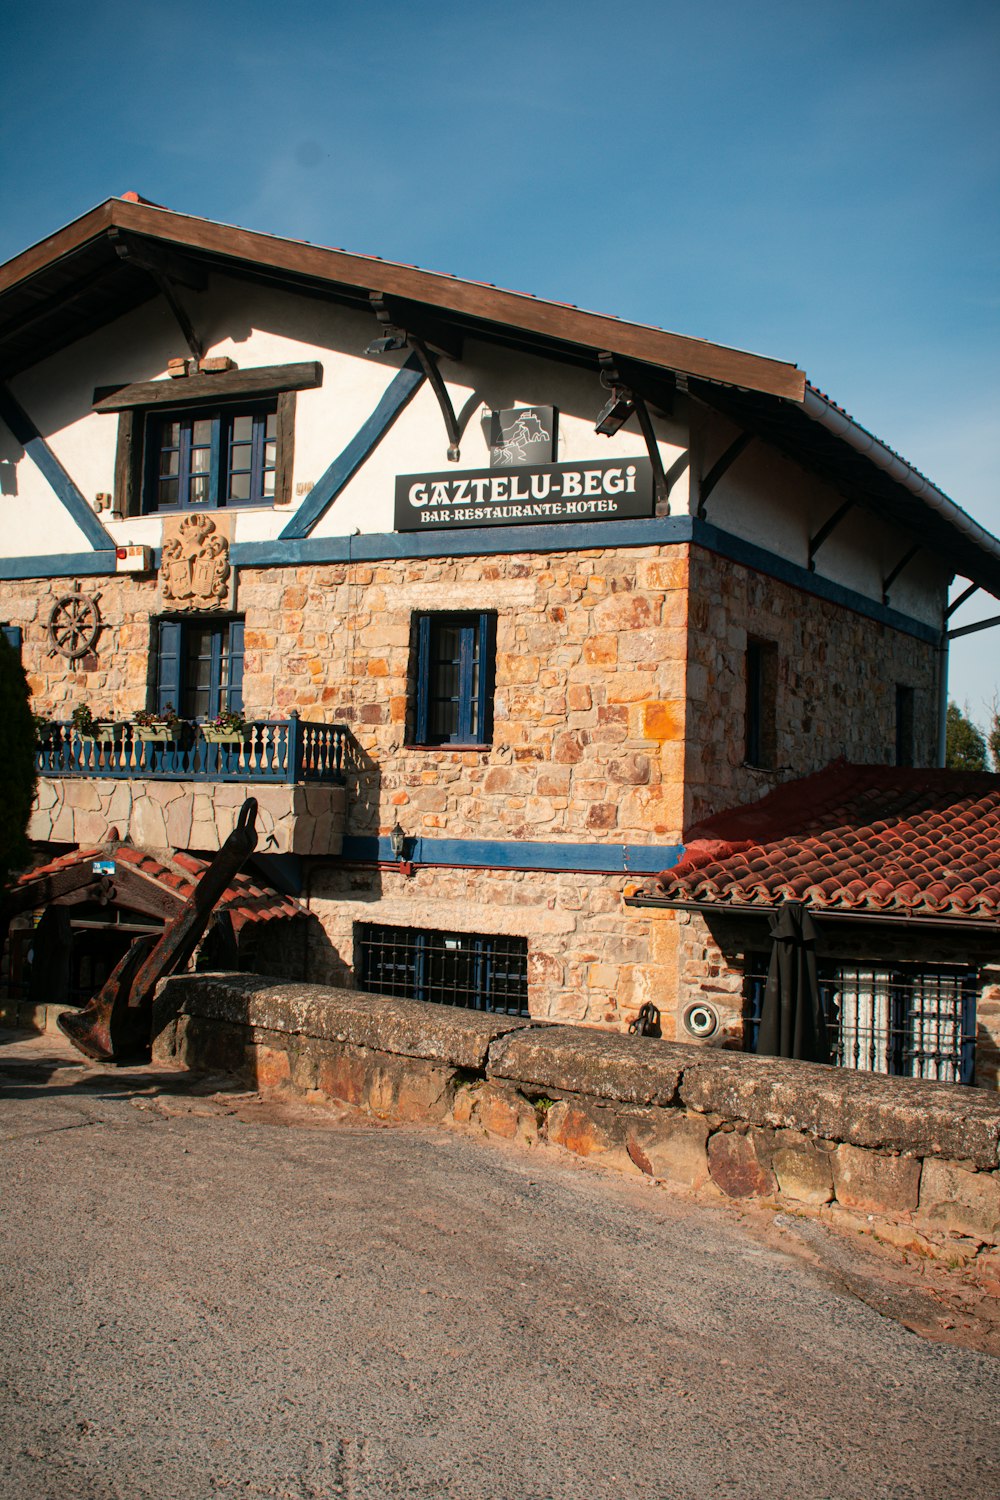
{"left": 707, "top": 1130, "right": 777, "bottom": 1199}
{"left": 771, "top": 1141, "right": 834, "bottom": 1206}
{"left": 626, "top": 1111, "right": 710, "bottom": 1189}
{"left": 394, "top": 1061, "right": 455, "bottom": 1124}
{"left": 317, "top": 1047, "right": 369, "bottom": 1108}
{"left": 474, "top": 1082, "right": 538, "bottom": 1143}
{"left": 254, "top": 1044, "right": 292, "bottom": 1091}
{"left": 547, "top": 1100, "right": 627, "bottom": 1163}
{"left": 831, "top": 1144, "right": 921, "bottom": 1215}
{"left": 918, "top": 1160, "right": 1000, "bottom": 1240}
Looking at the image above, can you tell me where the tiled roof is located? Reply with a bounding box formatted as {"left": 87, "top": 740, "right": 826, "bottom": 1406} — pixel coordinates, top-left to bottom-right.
{"left": 19, "top": 844, "right": 305, "bottom": 932}
{"left": 654, "top": 760, "right": 1000, "bottom": 921}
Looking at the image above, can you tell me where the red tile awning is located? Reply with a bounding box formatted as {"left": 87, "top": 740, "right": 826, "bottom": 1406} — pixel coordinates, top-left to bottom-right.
{"left": 648, "top": 760, "right": 1000, "bottom": 922}
{"left": 17, "top": 844, "right": 305, "bottom": 933}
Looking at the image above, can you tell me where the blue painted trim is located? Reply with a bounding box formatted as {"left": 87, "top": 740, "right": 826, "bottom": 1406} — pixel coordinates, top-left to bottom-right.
{"left": 236, "top": 515, "right": 692, "bottom": 567}
{"left": 690, "top": 517, "right": 940, "bottom": 646}
{"left": 0, "top": 383, "right": 115, "bottom": 552}
{"left": 338, "top": 835, "right": 684, "bottom": 874}
{"left": 279, "top": 353, "right": 426, "bottom": 540}
{"left": 0, "top": 551, "right": 118, "bottom": 580}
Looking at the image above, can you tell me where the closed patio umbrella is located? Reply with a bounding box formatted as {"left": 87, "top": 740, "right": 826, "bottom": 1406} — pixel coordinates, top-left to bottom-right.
{"left": 757, "top": 900, "right": 830, "bottom": 1064}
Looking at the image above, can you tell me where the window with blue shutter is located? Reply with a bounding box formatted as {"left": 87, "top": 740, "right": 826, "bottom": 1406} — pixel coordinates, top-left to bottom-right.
{"left": 154, "top": 618, "right": 244, "bottom": 721}
{"left": 413, "top": 612, "right": 496, "bottom": 746}
{"left": 1, "top": 625, "right": 23, "bottom": 656}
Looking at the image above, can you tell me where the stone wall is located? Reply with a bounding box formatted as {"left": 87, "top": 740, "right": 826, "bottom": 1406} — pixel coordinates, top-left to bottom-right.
{"left": 151, "top": 973, "right": 1000, "bottom": 1265}
{"left": 303, "top": 862, "right": 672, "bottom": 1030}
{"left": 29, "top": 775, "right": 345, "bottom": 856}
{"left": 683, "top": 548, "right": 941, "bottom": 828}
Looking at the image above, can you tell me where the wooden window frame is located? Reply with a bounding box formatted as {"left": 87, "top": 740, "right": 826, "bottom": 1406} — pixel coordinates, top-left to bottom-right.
{"left": 411, "top": 611, "right": 496, "bottom": 748}
{"left": 154, "top": 617, "right": 244, "bottom": 722}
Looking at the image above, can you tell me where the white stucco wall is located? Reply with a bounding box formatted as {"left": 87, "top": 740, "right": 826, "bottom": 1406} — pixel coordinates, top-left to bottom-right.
{"left": 0, "top": 269, "right": 954, "bottom": 632}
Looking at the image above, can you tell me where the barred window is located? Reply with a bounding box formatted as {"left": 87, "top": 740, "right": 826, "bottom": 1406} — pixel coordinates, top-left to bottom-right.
{"left": 357, "top": 923, "right": 528, "bottom": 1017}
{"left": 743, "top": 957, "right": 977, "bottom": 1085}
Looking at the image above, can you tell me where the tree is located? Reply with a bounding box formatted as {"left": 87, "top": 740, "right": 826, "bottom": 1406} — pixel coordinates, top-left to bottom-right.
{"left": 0, "top": 633, "right": 35, "bottom": 888}
{"left": 945, "top": 701, "right": 988, "bottom": 771}
{"left": 988, "top": 702, "right": 1000, "bottom": 774}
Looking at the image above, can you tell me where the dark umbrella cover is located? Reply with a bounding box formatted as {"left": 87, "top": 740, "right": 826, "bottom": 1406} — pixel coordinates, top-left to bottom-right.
{"left": 757, "top": 901, "right": 830, "bottom": 1064}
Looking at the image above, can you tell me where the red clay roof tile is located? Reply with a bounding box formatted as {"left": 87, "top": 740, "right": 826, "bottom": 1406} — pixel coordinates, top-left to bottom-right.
{"left": 656, "top": 760, "right": 1000, "bottom": 922}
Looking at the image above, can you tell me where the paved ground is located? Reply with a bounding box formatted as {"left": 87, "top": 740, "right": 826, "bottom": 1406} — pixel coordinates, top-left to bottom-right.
{"left": 0, "top": 1033, "right": 998, "bottom": 1500}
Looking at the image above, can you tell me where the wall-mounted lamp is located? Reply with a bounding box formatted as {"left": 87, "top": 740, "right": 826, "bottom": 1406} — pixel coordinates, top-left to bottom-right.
{"left": 366, "top": 330, "right": 408, "bottom": 356}
{"left": 389, "top": 821, "right": 407, "bottom": 860}
{"left": 595, "top": 387, "right": 635, "bottom": 437}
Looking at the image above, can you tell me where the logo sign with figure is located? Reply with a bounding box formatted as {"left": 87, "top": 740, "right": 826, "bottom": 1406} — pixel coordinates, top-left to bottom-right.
{"left": 484, "top": 406, "right": 557, "bottom": 467}
{"left": 395, "top": 457, "right": 654, "bottom": 532}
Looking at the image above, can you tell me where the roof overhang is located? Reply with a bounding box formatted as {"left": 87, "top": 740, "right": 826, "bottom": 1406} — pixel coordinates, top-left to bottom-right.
{"left": 0, "top": 197, "right": 805, "bottom": 398}
{"left": 623, "top": 891, "right": 1000, "bottom": 934}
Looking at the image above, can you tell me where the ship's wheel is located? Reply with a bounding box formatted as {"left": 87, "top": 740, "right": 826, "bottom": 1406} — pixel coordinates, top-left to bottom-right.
{"left": 47, "top": 583, "right": 102, "bottom": 659}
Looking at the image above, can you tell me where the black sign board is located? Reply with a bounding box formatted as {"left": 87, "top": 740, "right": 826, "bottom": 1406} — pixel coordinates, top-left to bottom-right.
{"left": 483, "top": 405, "right": 558, "bottom": 467}
{"left": 395, "top": 456, "right": 654, "bottom": 532}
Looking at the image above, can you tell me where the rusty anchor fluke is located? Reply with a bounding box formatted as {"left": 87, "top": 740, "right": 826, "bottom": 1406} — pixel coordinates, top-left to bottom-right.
{"left": 58, "top": 798, "right": 259, "bottom": 1063}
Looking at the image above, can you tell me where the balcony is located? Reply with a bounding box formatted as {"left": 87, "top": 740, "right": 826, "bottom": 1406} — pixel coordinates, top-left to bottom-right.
{"left": 35, "top": 716, "right": 346, "bottom": 784}
{"left": 30, "top": 716, "right": 349, "bottom": 857}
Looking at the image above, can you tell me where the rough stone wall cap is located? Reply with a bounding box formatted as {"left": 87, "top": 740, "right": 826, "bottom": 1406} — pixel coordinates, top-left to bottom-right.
{"left": 488, "top": 1025, "right": 686, "bottom": 1107}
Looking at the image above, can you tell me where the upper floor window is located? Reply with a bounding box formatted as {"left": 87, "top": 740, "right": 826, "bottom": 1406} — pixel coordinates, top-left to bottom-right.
{"left": 895, "top": 684, "right": 915, "bottom": 767}
{"left": 412, "top": 612, "right": 496, "bottom": 747}
{"left": 155, "top": 617, "right": 244, "bottom": 721}
{"left": 144, "top": 404, "right": 276, "bottom": 513}
{"left": 745, "top": 637, "right": 778, "bottom": 769}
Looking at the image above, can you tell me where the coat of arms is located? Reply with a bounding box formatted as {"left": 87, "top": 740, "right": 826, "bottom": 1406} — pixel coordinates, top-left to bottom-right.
{"left": 159, "top": 514, "right": 234, "bottom": 610}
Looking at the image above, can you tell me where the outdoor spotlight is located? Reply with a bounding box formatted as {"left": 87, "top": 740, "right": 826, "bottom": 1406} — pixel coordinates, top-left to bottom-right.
{"left": 365, "top": 331, "right": 408, "bottom": 356}
{"left": 389, "top": 821, "right": 406, "bottom": 860}
{"left": 594, "top": 388, "right": 635, "bottom": 437}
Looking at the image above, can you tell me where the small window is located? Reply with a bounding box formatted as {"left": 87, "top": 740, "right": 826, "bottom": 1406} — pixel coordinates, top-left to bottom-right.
{"left": 895, "top": 684, "right": 915, "bottom": 767}
{"left": 413, "top": 612, "right": 496, "bottom": 746}
{"left": 143, "top": 403, "right": 276, "bottom": 513}
{"left": 155, "top": 618, "right": 244, "bottom": 721}
{"left": 745, "top": 637, "right": 778, "bottom": 768}
{"left": 1, "top": 624, "right": 23, "bottom": 655}
{"left": 357, "top": 923, "right": 528, "bottom": 1017}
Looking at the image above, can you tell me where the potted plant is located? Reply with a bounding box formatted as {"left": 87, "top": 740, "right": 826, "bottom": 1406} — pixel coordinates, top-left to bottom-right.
{"left": 201, "top": 707, "right": 247, "bottom": 744}
{"left": 133, "top": 704, "right": 181, "bottom": 742}
{"left": 71, "top": 703, "right": 122, "bottom": 744}
{"left": 33, "top": 712, "right": 57, "bottom": 748}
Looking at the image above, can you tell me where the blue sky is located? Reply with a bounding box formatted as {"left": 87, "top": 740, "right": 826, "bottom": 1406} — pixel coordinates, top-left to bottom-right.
{"left": 3, "top": 0, "right": 998, "bottom": 723}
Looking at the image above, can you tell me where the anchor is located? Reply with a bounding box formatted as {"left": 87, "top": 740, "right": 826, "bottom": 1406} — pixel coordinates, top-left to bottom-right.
{"left": 58, "top": 798, "right": 259, "bottom": 1063}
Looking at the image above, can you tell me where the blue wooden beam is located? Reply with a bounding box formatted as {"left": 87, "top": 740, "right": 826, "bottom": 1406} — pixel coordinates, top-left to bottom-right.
{"left": 0, "top": 382, "right": 116, "bottom": 552}
{"left": 338, "top": 835, "right": 684, "bottom": 874}
{"left": 279, "top": 353, "right": 425, "bottom": 540}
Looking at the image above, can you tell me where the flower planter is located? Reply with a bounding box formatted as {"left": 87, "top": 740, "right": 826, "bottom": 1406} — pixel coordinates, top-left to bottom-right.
{"left": 201, "top": 727, "right": 244, "bottom": 744}
{"left": 80, "top": 724, "right": 124, "bottom": 745}
{"left": 133, "top": 724, "right": 174, "bottom": 743}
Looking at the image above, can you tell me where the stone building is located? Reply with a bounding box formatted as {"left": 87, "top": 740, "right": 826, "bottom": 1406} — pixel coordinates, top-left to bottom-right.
{"left": 2, "top": 194, "right": 999, "bottom": 1080}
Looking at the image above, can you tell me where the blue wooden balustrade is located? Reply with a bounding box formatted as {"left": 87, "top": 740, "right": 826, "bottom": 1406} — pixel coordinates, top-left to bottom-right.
{"left": 35, "top": 715, "right": 346, "bottom": 784}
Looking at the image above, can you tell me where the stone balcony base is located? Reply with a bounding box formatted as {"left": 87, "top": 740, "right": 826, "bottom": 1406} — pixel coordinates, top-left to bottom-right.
{"left": 30, "top": 777, "right": 346, "bottom": 856}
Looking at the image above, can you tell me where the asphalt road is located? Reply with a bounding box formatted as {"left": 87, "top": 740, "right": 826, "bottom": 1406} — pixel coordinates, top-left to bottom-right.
{"left": 0, "top": 1042, "right": 997, "bottom": 1500}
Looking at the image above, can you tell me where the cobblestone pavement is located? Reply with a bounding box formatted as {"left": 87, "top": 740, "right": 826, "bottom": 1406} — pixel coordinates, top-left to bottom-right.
{"left": 0, "top": 1033, "right": 998, "bottom": 1500}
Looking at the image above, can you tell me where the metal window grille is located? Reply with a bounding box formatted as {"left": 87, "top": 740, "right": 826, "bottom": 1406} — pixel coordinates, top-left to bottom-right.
{"left": 357, "top": 923, "right": 528, "bottom": 1017}
{"left": 743, "top": 957, "right": 977, "bottom": 1085}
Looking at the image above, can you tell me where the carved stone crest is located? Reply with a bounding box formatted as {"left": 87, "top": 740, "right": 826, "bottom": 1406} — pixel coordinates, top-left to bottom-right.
{"left": 159, "top": 514, "right": 234, "bottom": 611}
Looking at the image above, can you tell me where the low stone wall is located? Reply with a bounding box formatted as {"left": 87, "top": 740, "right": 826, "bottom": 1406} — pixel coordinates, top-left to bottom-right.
{"left": 152, "top": 973, "right": 1000, "bottom": 1261}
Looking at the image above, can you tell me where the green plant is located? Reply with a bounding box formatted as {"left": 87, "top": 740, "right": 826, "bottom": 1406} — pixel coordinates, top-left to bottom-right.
{"left": 134, "top": 703, "right": 181, "bottom": 729}
{"left": 209, "top": 706, "right": 246, "bottom": 733}
{"left": 71, "top": 703, "right": 97, "bottom": 734}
